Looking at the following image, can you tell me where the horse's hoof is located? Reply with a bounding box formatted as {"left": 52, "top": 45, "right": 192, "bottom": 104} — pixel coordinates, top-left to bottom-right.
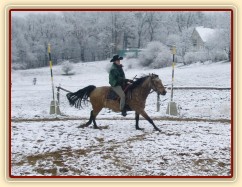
{"left": 154, "top": 128, "right": 161, "bottom": 132}
{"left": 77, "top": 124, "right": 87, "bottom": 128}
{"left": 136, "top": 127, "right": 144, "bottom": 131}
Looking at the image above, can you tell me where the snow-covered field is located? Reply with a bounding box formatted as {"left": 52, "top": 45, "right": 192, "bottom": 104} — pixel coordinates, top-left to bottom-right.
{"left": 11, "top": 120, "right": 230, "bottom": 176}
{"left": 11, "top": 60, "right": 231, "bottom": 120}
{"left": 10, "top": 59, "right": 232, "bottom": 177}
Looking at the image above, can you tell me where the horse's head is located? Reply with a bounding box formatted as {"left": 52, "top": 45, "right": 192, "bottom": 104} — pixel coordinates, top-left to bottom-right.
{"left": 149, "top": 74, "right": 167, "bottom": 95}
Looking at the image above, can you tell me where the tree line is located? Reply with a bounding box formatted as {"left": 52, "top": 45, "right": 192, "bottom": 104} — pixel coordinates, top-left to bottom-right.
{"left": 11, "top": 11, "right": 231, "bottom": 69}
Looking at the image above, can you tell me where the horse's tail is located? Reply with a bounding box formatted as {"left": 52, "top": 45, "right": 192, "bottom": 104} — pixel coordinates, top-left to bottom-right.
{"left": 66, "top": 85, "right": 96, "bottom": 109}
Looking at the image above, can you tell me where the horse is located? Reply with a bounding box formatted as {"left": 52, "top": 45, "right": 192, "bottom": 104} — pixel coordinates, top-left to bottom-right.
{"left": 66, "top": 73, "right": 167, "bottom": 131}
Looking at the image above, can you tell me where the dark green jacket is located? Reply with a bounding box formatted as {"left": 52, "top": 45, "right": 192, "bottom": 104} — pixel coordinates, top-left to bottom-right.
{"left": 109, "top": 63, "right": 125, "bottom": 87}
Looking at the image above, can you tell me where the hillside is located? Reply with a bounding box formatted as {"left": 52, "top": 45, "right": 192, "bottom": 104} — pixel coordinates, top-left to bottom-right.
{"left": 10, "top": 60, "right": 232, "bottom": 177}
{"left": 11, "top": 60, "right": 231, "bottom": 120}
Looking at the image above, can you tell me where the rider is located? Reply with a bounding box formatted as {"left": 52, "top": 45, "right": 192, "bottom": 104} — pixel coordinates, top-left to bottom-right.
{"left": 109, "top": 55, "right": 131, "bottom": 117}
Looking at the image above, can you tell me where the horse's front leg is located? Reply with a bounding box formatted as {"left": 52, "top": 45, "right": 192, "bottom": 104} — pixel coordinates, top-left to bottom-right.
{"left": 135, "top": 112, "right": 144, "bottom": 130}
{"left": 139, "top": 110, "right": 161, "bottom": 132}
{"left": 92, "top": 117, "right": 99, "bottom": 129}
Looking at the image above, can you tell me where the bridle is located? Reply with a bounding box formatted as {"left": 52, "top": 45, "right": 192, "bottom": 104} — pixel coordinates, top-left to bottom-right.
{"left": 149, "top": 74, "right": 160, "bottom": 94}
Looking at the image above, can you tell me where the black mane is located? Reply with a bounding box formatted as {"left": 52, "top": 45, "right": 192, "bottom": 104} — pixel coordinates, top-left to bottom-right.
{"left": 127, "top": 76, "right": 149, "bottom": 91}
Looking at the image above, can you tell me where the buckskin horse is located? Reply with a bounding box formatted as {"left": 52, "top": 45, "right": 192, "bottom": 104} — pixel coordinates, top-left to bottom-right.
{"left": 66, "top": 74, "right": 167, "bottom": 131}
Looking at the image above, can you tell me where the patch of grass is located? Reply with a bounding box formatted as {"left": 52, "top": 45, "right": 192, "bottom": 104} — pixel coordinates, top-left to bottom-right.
{"left": 13, "top": 160, "right": 27, "bottom": 166}
{"left": 178, "top": 153, "right": 190, "bottom": 156}
{"left": 95, "top": 137, "right": 104, "bottom": 143}
{"left": 35, "top": 168, "right": 57, "bottom": 176}
{"left": 218, "top": 162, "right": 226, "bottom": 167}
{"left": 193, "top": 158, "right": 215, "bottom": 166}
{"left": 193, "top": 152, "right": 203, "bottom": 156}
{"left": 27, "top": 155, "right": 44, "bottom": 165}
{"left": 59, "top": 167, "right": 69, "bottom": 173}
{"left": 101, "top": 155, "right": 113, "bottom": 160}
{"left": 100, "top": 125, "right": 109, "bottom": 129}
{"left": 166, "top": 132, "right": 181, "bottom": 136}
{"left": 53, "top": 160, "right": 64, "bottom": 166}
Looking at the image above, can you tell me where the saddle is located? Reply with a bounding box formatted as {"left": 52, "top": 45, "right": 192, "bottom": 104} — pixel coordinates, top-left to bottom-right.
{"left": 106, "top": 84, "right": 129, "bottom": 101}
{"left": 107, "top": 89, "right": 121, "bottom": 101}
{"left": 106, "top": 87, "right": 132, "bottom": 111}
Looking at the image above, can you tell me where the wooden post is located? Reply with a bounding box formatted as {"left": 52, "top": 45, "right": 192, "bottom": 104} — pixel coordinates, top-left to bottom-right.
{"left": 48, "top": 44, "right": 61, "bottom": 115}
{"left": 157, "top": 93, "right": 160, "bottom": 112}
{"left": 166, "top": 45, "right": 178, "bottom": 116}
{"left": 57, "top": 85, "right": 60, "bottom": 104}
{"left": 170, "top": 46, "right": 176, "bottom": 102}
{"left": 48, "top": 44, "right": 55, "bottom": 102}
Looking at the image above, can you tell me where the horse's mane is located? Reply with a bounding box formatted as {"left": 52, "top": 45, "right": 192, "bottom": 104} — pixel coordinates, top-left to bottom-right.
{"left": 127, "top": 75, "right": 149, "bottom": 91}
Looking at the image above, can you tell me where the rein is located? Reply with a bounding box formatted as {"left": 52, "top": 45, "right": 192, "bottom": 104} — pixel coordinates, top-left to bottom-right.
{"left": 125, "top": 74, "right": 162, "bottom": 96}
{"left": 149, "top": 90, "right": 155, "bottom": 94}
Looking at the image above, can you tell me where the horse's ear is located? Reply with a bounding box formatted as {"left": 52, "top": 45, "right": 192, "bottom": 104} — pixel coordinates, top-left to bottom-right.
{"left": 150, "top": 73, "right": 154, "bottom": 79}
{"left": 151, "top": 73, "right": 157, "bottom": 78}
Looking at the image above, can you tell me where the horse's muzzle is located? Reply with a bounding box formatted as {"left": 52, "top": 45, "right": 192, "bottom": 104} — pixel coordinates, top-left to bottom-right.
{"left": 161, "top": 90, "right": 167, "bottom": 95}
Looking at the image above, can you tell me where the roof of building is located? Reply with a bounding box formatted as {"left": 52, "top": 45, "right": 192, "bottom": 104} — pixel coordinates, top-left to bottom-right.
{"left": 195, "top": 27, "right": 216, "bottom": 42}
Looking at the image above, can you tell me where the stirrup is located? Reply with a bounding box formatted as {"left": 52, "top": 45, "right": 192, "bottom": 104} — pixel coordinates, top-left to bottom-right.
{"left": 121, "top": 109, "right": 127, "bottom": 117}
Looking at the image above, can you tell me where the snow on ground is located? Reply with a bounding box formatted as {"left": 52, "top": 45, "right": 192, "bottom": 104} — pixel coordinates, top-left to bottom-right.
{"left": 11, "top": 60, "right": 231, "bottom": 120}
{"left": 11, "top": 120, "right": 231, "bottom": 176}
{"left": 10, "top": 59, "right": 232, "bottom": 177}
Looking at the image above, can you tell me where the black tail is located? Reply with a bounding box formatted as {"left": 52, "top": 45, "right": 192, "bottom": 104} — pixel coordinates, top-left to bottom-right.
{"left": 66, "top": 85, "right": 96, "bottom": 109}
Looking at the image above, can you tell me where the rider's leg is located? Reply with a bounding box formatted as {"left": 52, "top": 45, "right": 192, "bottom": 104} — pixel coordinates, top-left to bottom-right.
{"left": 111, "top": 86, "right": 126, "bottom": 116}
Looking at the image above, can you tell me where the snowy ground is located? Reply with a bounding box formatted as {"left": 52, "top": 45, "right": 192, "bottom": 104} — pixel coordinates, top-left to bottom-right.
{"left": 11, "top": 120, "right": 231, "bottom": 176}
{"left": 10, "top": 59, "right": 232, "bottom": 177}
{"left": 11, "top": 60, "right": 231, "bottom": 120}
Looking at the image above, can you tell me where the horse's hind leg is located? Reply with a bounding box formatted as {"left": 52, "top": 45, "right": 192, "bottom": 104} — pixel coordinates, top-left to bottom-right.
{"left": 86, "top": 110, "right": 94, "bottom": 126}
{"left": 92, "top": 107, "right": 102, "bottom": 129}
{"left": 77, "top": 110, "right": 94, "bottom": 128}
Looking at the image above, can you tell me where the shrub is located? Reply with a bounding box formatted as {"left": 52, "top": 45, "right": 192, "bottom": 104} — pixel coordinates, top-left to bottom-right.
{"left": 152, "top": 52, "right": 171, "bottom": 68}
{"left": 12, "top": 63, "right": 28, "bottom": 70}
{"left": 184, "top": 51, "right": 208, "bottom": 65}
{"left": 138, "top": 41, "right": 171, "bottom": 68}
{"left": 210, "top": 50, "right": 228, "bottom": 62}
{"left": 125, "top": 52, "right": 137, "bottom": 59}
{"left": 61, "top": 61, "right": 74, "bottom": 75}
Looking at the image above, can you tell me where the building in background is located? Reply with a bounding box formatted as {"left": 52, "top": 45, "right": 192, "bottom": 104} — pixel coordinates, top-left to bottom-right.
{"left": 191, "top": 26, "right": 216, "bottom": 51}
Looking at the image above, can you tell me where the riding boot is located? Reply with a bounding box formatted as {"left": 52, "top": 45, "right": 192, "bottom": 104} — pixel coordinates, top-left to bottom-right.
{"left": 121, "top": 108, "right": 127, "bottom": 117}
